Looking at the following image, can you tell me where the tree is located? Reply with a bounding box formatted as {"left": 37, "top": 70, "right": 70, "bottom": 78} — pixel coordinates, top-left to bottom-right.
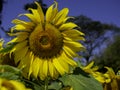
{"left": 94, "top": 35, "right": 120, "bottom": 72}
{"left": 0, "top": 0, "right": 6, "bottom": 25}
{"left": 24, "top": 0, "right": 47, "bottom": 14}
{"left": 69, "top": 15, "right": 120, "bottom": 64}
{"left": 0, "top": 0, "right": 4, "bottom": 38}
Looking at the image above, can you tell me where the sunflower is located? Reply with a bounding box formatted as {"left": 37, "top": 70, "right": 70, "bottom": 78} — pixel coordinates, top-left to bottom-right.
{"left": 8, "top": 1, "right": 85, "bottom": 80}
{"left": 0, "top": 39, "right": 4, "bottom": 50}
{"left": 102, "top": 67, "right": 120, "bottom": 90}
{"left": 0, "top": 78, "right": 31, "bottom": 90}
{"left": 0, "top": 39, "right": 4, "bottom": 64}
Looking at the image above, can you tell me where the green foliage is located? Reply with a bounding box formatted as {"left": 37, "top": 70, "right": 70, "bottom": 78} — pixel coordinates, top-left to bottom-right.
{"left": 0, "top": 65, "right": 43, "bottom": 90}
{"left": 48, "top": 82, "right": 62, "bottom": 90}
{"left": 22, "top": 79, "right": 44, "bottom": 90}
{"left": 0, "top": 65, "right": 21, "bottom": 80}
{"left": 0, "top": 64, "right": 103, "bottom": 90}
{"left": 0, "top": 0, "right": 4, "bottom": 25}
{"left": 24, "top": 0, "right": 47, "bottom": 14}
{"left": 59, "top": 67, "right": 103, "bottom": 90}
{"left": 94, "top": 35, "right": 120, "bottom": 72}
{"left": 0, "top": 43, "right": 16, "bottom": 53}
{"left": 69, "top": 15, "right": 120, "bottom": 63}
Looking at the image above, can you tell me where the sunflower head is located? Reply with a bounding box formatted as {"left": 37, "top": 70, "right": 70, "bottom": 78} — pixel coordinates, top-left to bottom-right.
{"left": 0, "top": 78, "right": 31, "bottom": 90}
{"left": 9, "top": 1, "right": 85, "bottom": 80}
{"left": 29, "top": 23, "right": 63, "bottom": 59}
{"left": 0, "top": 39, "right": 4, "bottom": 50}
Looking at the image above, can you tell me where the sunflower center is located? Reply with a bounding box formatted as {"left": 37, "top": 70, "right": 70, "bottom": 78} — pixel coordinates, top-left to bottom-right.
{"left": 2, "top": 81, "right": 15, "bottom": 90}
{"left": 39, "top": 34, "right": 51, "bottom": 50}
{"left": 39, "top": 35, "right": 49, "bottom": 45}
{"left": 29, "top": 23, "right": 63, "bottom": 58}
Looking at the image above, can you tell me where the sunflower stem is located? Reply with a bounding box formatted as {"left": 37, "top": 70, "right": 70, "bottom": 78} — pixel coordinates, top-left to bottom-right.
{"left": 44, "top": 78, "right": 49, "bottom": 90}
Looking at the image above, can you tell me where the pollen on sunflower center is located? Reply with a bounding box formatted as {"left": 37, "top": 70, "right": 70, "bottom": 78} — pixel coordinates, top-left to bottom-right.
{"left": 39, "top": 35, "right": 51, "bottom": 50}
{"left": 2, "top": 80, "right": 15, "bottom": 90}
{"left": 29, "top": 23, "right": 63, "bottom": 58}
{"left": 39, "top": 35, "right": 49, "bottom": 45}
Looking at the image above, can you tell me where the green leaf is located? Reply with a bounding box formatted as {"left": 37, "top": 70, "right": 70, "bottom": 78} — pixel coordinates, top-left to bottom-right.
{"left": 48, "top": 81, "right": 62, "bottom": 90}
{"left": 0, "top": 65, "right": 21, "bottom": 80}
{"left": 0, "top": 65, "right": 21, "bottom": 75}
{"left": 59, "top": 68, "right": 103, "bottom": 90}
{"left": 0, "top": 43, "right": 16, "bottom": 53}
{"left": 0, "top": 72, "right": 20, "bottom": 80}
{"left": 22, "top": 79, "right": 44, "bottom": 90}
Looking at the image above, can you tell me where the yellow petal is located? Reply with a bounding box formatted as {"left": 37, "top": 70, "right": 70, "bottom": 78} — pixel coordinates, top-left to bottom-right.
{"left": 18, "top": 51, "right": 31, "bottom": 71}
{"left": 54, "top": 8, "right": 69, "bottom": 26}
{"left": 63, "top": 34, "right": 85, "bottom": 41}
{"left": 14, "top": 40, "right": 27, "bottom": 52}
{"left": 53, "top": 58, "right": 65, "bottom": 75}
{"left": 94, "top": 74, "right": 105, "bottom": 83}
{"left": 46, "top": 1, "right": 58, "bottom": 22}
{"left": 10, "top": 80, "right": 28, "bottom": 90}
{"left": 62, "top": 17, "right": 71, "bottom": 23}
{"left": 38, "top": 60, "right": 45, "bottom": 80}
{"left": 9, "top": 32, "right": 28, "bottom": 36}
{"left": 32, "top": 57, "right": 41, "bottom": 78}
{"left": 48, "top": 59, "right": 59, "bottom": 79}
{"left": 84, "top": 61, "right": 94, "bottom": 70}
{"left": 64, "top": 39, "right": 85, "bottom": 52}
{"left": 14, "top": 46, "right": 28, "bottom": 64}
{"left": 8, "top": 33, "right": 29, "bottom": 43}
{"left": 11, "top": 24, "right": 32, "bottom": 32}
{"left": 12, "top": 19, "right": 34, "bottom": 27}
{"left": 15, "top": 31, "right": 29, "bottom": 36}
{"left": 111, "top": 79, "right": 118, "bottom": 90}
{"left": 105, "top": 67, "right": 116, "bottom": 78}
{"left": 19, "top": 14, "right": 37, "bottom": 24}
{"left": 58, "top": 56, "right": 69, "bottom": 73}
{"left": 18, "top": 52, "right": 31, "bottom": 78}
{"left": 35, "top": 2, "right": 44, "bottom": 23}
{"left": 59, "top": 23, "right": 78, "bottom": 31}
{"left": 28, "top": 52, "right": 34, "bottom": 78}
{"left": 63, "top": 29, "right": 85, "bottom": 36}
{"left": 11, "top": 24, "right": 27, "bottom": 31}
{"left": 48, "top": 60, "right": 54, "bottom": 78}
{"left": 63, "top": 45, "right": 77, "bottom": 58}
{"left": 116, "top": 75, "right": 120, "bottom": 80}
{"left": 28, "top": 8, "right": 41, "bottom": 23}
{"left": 42, "top": 60, "right": 48, "bottom": 78}
{"left": 62, "top": 52, "right": 77, "bottom": 66}
{"left": 53, "top": 68, "right": 59, "bottom": 79}
{"left": 104, "top": 73, "right": 111, "bottom": 83}
{"left": 7, "top": 37, "right": 18, "bottom": 44}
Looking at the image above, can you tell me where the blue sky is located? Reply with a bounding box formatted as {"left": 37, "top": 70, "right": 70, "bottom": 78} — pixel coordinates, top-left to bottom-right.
{"left": 44, "top": 0, "right": 120, "bottom": 26}
{"left": 1, "top": 0, "right": 120, "bottom": 31}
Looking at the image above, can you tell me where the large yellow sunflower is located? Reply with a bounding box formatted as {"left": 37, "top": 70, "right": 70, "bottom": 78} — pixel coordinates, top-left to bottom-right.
{"left": 8, "top": 1, "right": 85, "bottom": 80}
